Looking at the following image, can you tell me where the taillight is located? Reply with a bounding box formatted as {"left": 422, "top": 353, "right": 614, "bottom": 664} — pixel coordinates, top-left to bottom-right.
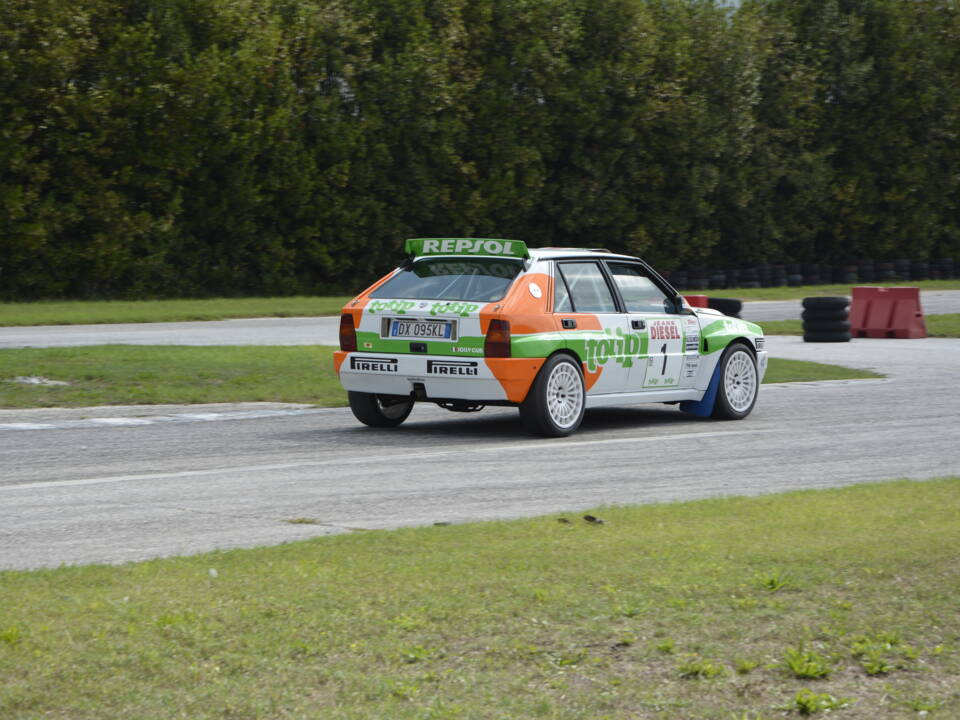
{"left": 484, "top": 319, "right": 511, "bottom": 358}
{"left": 339, "top": 313, "right": 357, "bottom": 352}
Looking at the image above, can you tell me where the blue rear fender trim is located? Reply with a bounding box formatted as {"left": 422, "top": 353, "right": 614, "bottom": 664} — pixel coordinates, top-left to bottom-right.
{"left": 679, "top": 362, "right": 721, "bottom": 418}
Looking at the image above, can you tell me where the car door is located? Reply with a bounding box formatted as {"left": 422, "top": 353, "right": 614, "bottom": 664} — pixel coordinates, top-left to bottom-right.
{"left": 605, "top": 261, "right": 699, "bottom": 391}
{"left": 553, "top": 260, "right": 633, "bottom": 394}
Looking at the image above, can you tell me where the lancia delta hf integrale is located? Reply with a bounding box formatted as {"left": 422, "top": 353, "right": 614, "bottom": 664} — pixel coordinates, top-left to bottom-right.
{"left": 334, "top": 239, "right": 767, "bottom": 436}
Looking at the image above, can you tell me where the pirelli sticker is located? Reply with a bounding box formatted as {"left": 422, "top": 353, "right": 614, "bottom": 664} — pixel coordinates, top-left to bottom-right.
{"left": 426, "top": 360, "right": 479, "bottom": 376}
{"left": 350, "top": 356, "right": 398, "bottom": 373}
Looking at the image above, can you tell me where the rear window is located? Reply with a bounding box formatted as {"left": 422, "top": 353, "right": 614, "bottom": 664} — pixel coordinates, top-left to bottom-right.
{"left": 370, "top": 258, "right": 522, "bottom": 302}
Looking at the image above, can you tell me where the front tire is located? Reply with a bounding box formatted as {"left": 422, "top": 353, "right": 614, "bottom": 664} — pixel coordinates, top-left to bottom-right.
{"left": 711, "top": 343, "right": 758, "bottom": 420}
{"left": 348, "top": 392, "right": 414, "bottom": 428}
{"left": 519, "top": 354, "right": 586, "bottom": 437}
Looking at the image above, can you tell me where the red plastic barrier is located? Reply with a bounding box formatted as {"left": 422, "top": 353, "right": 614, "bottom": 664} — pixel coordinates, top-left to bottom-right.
{"left": 683, "top": 294, "right": 709, "bottom": 308}
{"left": 849, "top": 286, "right": 927, "bottom": 339}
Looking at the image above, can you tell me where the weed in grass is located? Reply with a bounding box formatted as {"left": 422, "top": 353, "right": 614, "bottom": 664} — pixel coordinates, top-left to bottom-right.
{"left": 735, "top": 658, "right": 760, "bottom": 675}
{"left": 655, "top": 638, "right": 676, "bottom": 654}
{"left": 891, "top": 691, "right": 943, "bottom": 714}
{"left": 676, "top": 654, "right": 728, "bottom": 679}
{"left": 850, "top": 633, "right": 919, "bottom": 674}
{"left": 756, "top": 569, "right": 791, "bottom": 592}
{"left": 615, "top": 603, "right": 644, "bottom": 618}
{"left": 391, "top": 613, "right": 428, "bottom": 633}
{"left": 0, "top": 626, "right": 22, "bottom": 645}
{"left": 387, "top": 679, "right": 421, "bottom": 700}
{"left": 781, "top": 689, "right": 855, "bottom": 715}
{"left": 782, "top": 645, "right": 832, "bottom": 678}
{"left": 859, "top": 648, "right": 893, "bottom": 675}
{"left": 400, "top": 645, "right": 445, "bottom": 664}
{"left": 550, "top": 649, "right": 587, "bottom": 667}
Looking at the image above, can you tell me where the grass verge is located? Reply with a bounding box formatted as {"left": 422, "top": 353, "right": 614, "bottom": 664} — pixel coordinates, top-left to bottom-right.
{"left": 760, "top": 313, "right": 960, "bottom": 337}
{"left": 2, "top": 478, "right": 958, "bottom": 719}
{"left": 698, "top": 279, "right": 960, "bottom": 301}
{"left": 0, "top": 347, "right": 879, "bottom": 409}
{"left": 759, "top": 358, "right": 881, "bottom": 383}
{"left": 0, "top": 346, "right": 345, "bottom": 408}
{"left": 0, "top": 296, "right": 352, "bottom": 326}
{"left": 2, "top": 281, "right": 958, "bottom": 326}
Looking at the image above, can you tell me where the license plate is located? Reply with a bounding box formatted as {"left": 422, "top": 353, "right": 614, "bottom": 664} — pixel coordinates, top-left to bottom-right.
{"left": 388, "top": 318, "right": 455, "bottom": 340}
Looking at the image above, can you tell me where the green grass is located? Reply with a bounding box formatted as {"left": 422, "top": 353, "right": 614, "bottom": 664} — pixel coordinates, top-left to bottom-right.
{"left": 0, "top": 296, "right": 352, "bottom": 326}
{"left": 0, "top": 347, "right": 879, "bottom": 409}
{"left": 761, "top": 358, "right": 881, "bottom": 383}
{"left": 760, "top": 313, "right": 960, "bottom": 337}
{"left": 2, "top": 478, "right": 958, "bottom": 719}
{"left": 1, "top": 280, "right": 957, "bottom": 326}
{"left": 696, "top": 278, "right": 960, "bottom": 301}
{"left": 0, "top": 345, "right": 345, "bottom": 408}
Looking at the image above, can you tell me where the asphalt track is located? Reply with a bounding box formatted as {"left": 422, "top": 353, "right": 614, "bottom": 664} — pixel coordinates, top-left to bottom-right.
{"left": 2, "top": 290, "right": 958, "bottom": 348}
{"left": 2, "top": 335, "right": 959, "bottom": 571}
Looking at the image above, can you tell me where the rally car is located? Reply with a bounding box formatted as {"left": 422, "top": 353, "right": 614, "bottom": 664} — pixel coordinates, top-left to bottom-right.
{"left": 334, "top": 239, "right": 767, "bottom": 436}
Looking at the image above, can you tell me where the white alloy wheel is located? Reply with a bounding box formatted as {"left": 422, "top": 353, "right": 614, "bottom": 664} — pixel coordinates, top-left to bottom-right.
{"left": 519, "top": 355, "right": 586, "bottom": 437}
{"left": 722, "top": 348, "right": 758, "bottom": 413}
{"left": 545, "top": 360, "right": 584, "bottom": 429}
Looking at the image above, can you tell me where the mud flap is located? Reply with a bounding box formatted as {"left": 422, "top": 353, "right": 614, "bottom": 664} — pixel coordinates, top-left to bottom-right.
{"left": 679, "top": 362, "right": 721, "bottom": 418}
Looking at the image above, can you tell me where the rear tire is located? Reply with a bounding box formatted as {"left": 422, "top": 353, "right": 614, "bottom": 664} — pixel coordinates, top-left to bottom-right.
{"left": 711, "top": 343, "right": 758, "bottom": 420}
{"left": 519, "top": 354, "right": 585, "bottom": 437}
{"left": 348, "top": 392, "right": 414, "bottom": 427}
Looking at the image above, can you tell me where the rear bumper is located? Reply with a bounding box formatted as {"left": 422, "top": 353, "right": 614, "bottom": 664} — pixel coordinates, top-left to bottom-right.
{"left": 334, "top": 351, "right": 544, "bottom": 403}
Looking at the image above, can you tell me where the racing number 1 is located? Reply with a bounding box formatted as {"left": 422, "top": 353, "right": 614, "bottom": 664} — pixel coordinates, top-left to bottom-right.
{"left": 660, "top": 343, "right": 667, "bottom": 375}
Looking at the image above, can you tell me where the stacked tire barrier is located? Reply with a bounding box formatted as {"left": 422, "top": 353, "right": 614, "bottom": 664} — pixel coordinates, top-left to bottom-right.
{"left": 667, "top": 256, "right": 957, "bottom": 291}
{"left": 802, "top": 297, "right": 851, "bottom": 342}
{"left": 707, "top": 297, "right": 743, "bottom": 318}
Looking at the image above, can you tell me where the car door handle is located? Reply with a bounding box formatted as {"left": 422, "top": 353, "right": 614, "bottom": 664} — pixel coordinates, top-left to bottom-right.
{"left": 561, "top": 318, "right": 577, "bottom": 329}
{"left": 631, "top": 319, "right": 646, "bottom": 330}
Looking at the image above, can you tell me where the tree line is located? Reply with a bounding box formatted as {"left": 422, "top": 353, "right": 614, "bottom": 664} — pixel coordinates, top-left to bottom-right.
{"left": 2, "top": 0, "right": 959, "bottom": 300}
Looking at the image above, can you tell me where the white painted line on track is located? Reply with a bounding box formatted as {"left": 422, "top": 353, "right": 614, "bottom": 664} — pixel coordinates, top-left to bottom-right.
{"left": 0, "top": 407, "right": 330, "bottom": 432}
{"left": 0, "top": 379, "right": 889, "bottom": 432}
{"left": 761, "top": 378, "right": 891, "bottom": 390}
{"left": 2, "top": 428, "right": 775, "bottom": 492}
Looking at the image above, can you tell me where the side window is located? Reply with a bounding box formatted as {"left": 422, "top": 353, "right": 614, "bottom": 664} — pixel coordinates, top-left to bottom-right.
{"left": 553, "top": 267, "right": 573, "bottom": 312}
{"left": 557, "top": 262, "right": 618, "bottom": 313}
{"left": 607, "top": 262, "right": 671, "bottom": 314}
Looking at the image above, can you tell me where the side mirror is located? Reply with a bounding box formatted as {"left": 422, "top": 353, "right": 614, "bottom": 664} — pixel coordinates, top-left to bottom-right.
{"left": 668, "top": 295, "right": 691, "bottom": 315}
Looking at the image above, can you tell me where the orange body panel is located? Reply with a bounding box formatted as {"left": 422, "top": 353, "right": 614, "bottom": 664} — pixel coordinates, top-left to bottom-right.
{"left": 499, "top": 273, "right": 555, "bottom": 334}
{"left": 484, "top": 358, "right": 546, "bottom": 404}
{"left": 583, "top": 366, "right": 604, "bottom": 391}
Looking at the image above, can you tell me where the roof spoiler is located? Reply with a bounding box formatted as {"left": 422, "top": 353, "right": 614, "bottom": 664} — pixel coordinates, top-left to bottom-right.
{"left": 405, "top": 238, "right": 530, "bottom": 260}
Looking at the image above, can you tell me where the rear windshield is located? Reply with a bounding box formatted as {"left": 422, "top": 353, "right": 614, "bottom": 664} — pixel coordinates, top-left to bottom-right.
{"left": 370, "top": 258, "right": 523, "bottom": 302}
